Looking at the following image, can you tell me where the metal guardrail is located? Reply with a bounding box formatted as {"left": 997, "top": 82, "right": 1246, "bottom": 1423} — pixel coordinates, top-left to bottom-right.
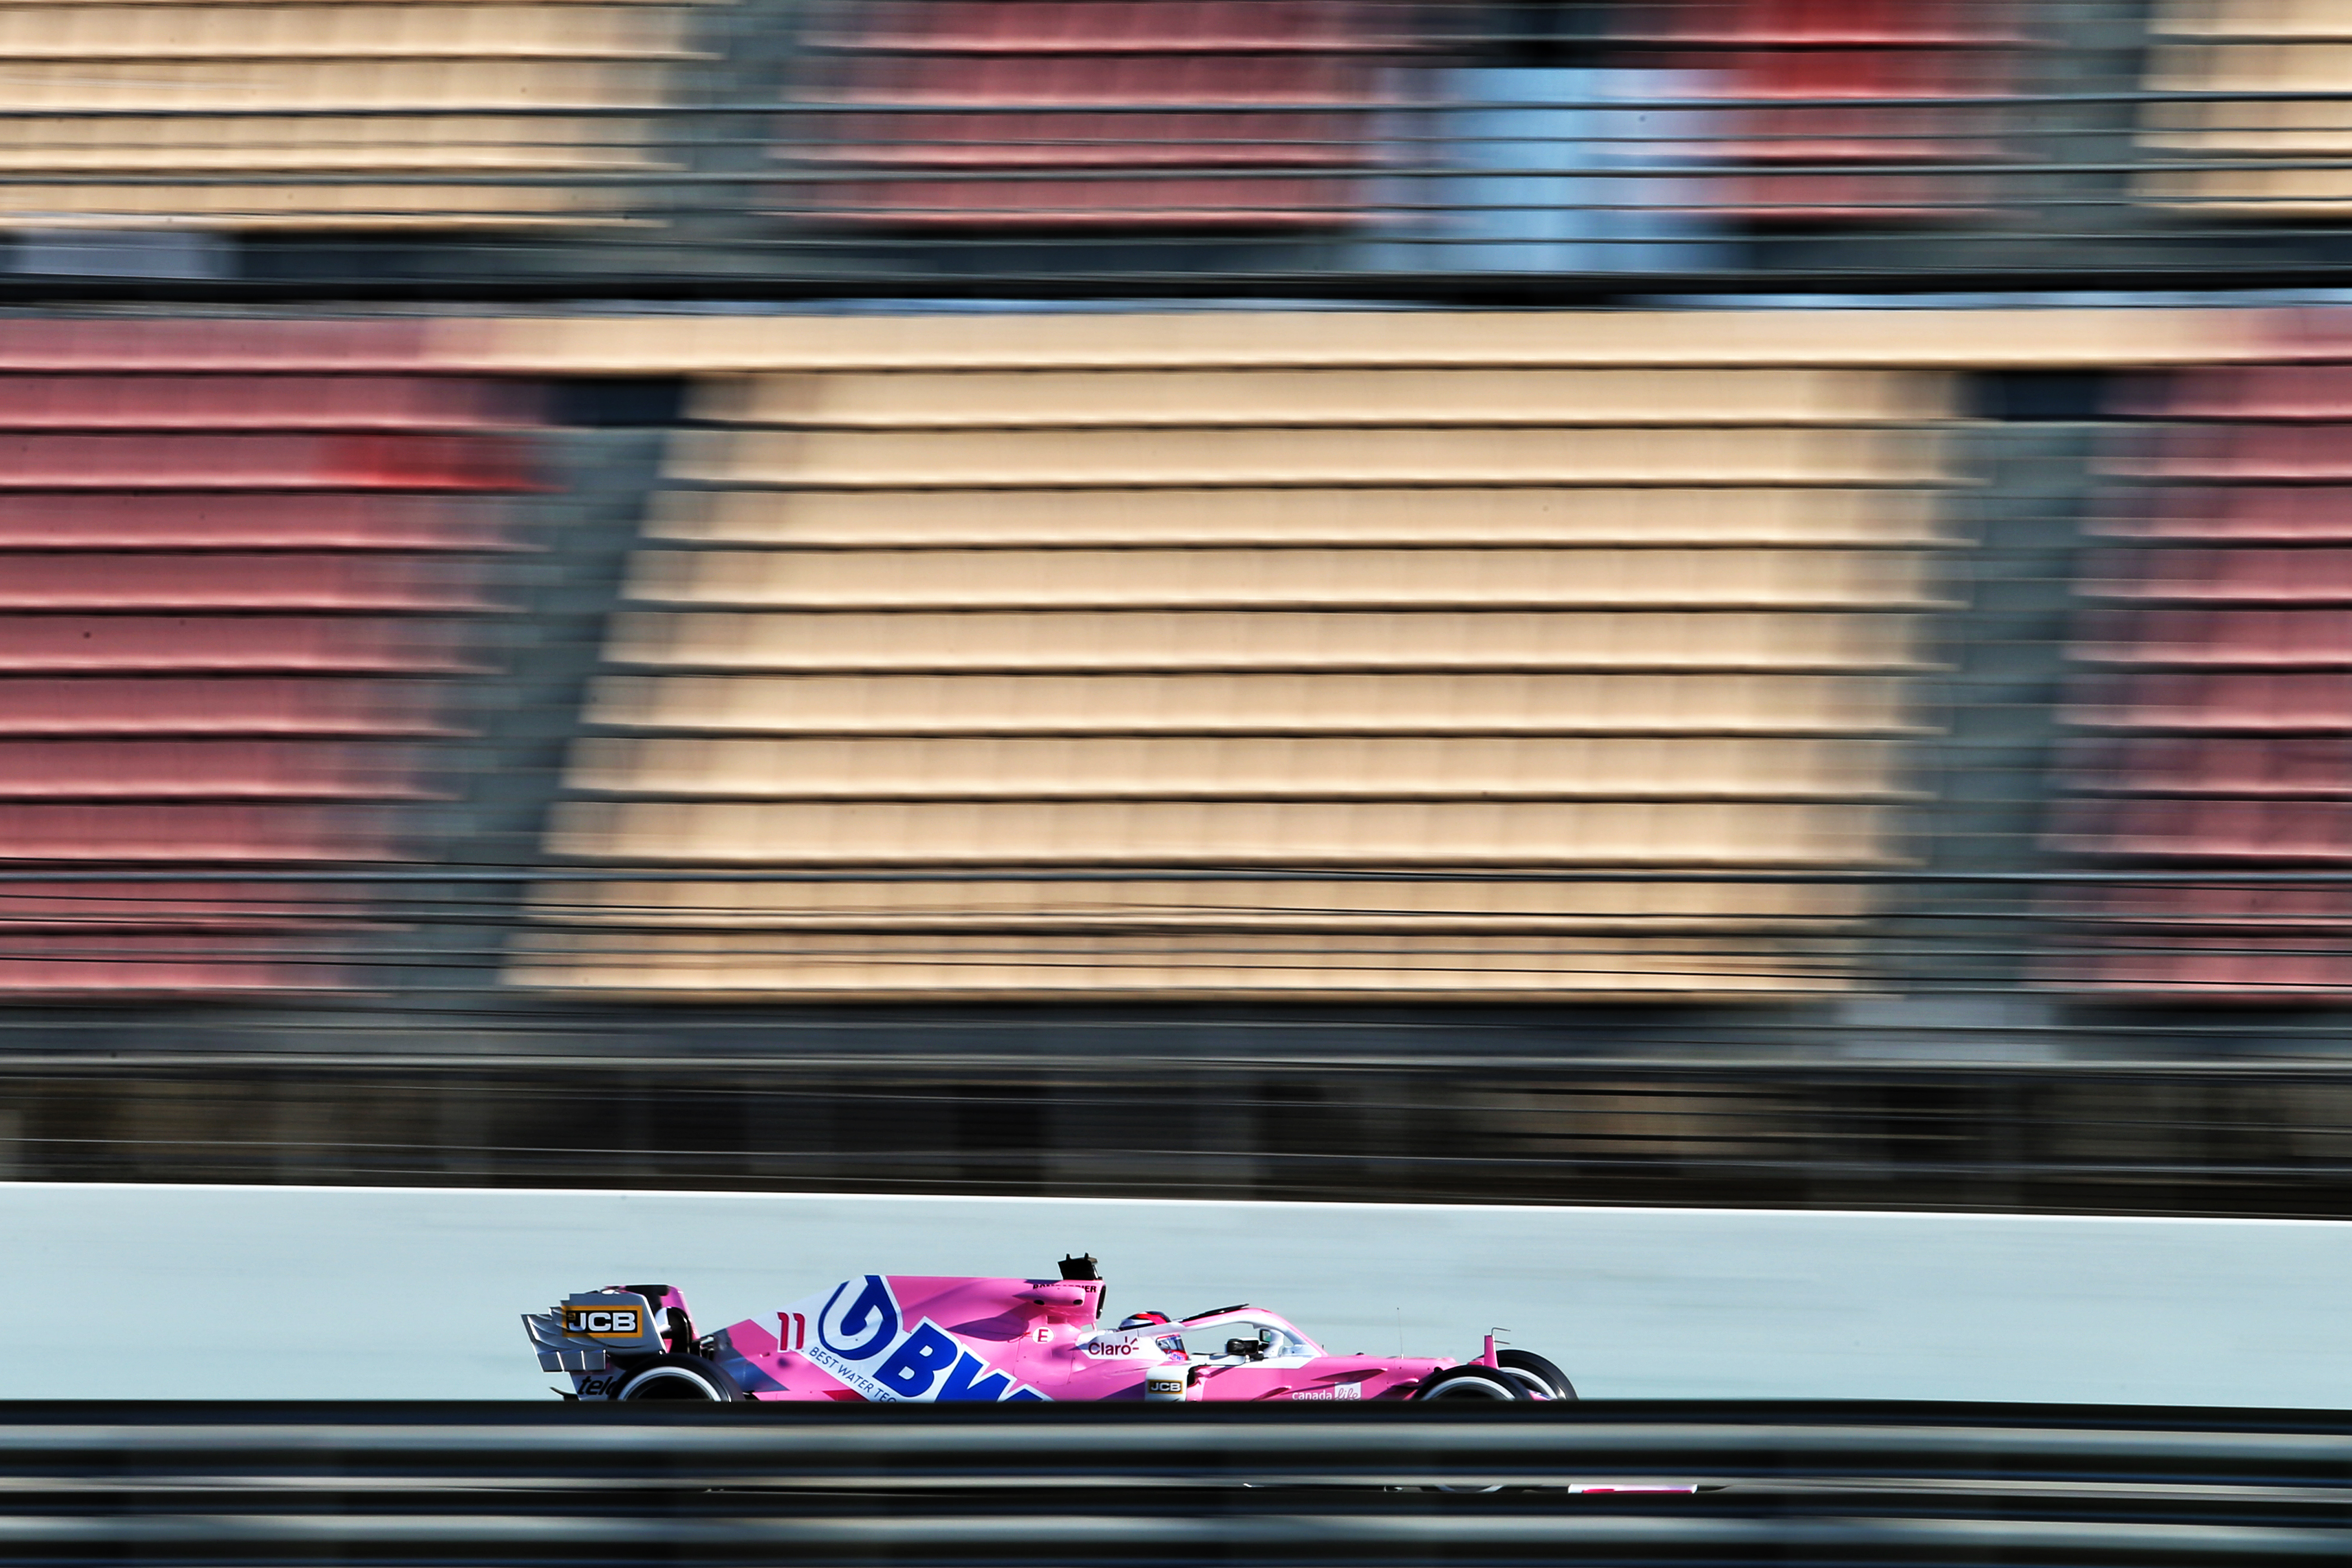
{"left": 6, "top": 1401, "right": 2352, "bottom": 1566}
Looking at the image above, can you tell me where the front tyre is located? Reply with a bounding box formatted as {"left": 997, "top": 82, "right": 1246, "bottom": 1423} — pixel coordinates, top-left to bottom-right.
{"left": 615, "top": 1353, "right": 743, "bottom": 1401}
{"left": 1496, "top": 1349, "right": 1577, "bottom": 1401}
{"left": 1412, "top": 1367, "right": 1522, "bottom": 1491}
{"left": 1411, "top": 1367, "right": 1525, "bottom": 1401}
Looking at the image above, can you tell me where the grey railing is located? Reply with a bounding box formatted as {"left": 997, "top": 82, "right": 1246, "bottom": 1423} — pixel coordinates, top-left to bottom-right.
{"left": 7, "top": 1401, "right": 2352, "bottom": 1565}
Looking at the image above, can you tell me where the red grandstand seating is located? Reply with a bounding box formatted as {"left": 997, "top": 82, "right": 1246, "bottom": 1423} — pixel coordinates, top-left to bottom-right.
{"left": 2063, "top": 735, "right": 2352, "bottom": 797}
{"left": 2072, "top": 882, "right": 2348, "bottom": 925}
{"left": 2057, "top": 324, "right": 2352, "bottom": 998}
{"left": 0, "top": 433, "right": 529, "bottom": 490}
{"left": 2069, "top": 671, "right": 2352, "bottom": 730}
{"left": 0, "top": 375, "right": 535, "bottom": 431}
{"left": 0, "top": 680, "right": 452, "bottom": 735}
{"left": 0, "top": 804, "right": 405, "bottom": 862}
{"left": 1650, "top": 0, "right": 2015, "bottom": 224}
{"left": 0, "top": 322, "right": 534, "bottom": 994}
{"left": 845, "top": 0, "right": 1371, "bottom": 52}
{"left": 0, "top": 494, "right": 516, "bottom": 550}
{"left": 2103, "top": 485, "right": 2352, "bottom": 541}
{"left": 790, "top": 0, "right": 1387, "bottom": 230}
{"left": 2051, "top": 798, "right": 2352, "bottom": 859}
{"left": 0, "top": 872, "right": 384, "bottom": 992}
{"left": 0, "top": 556, "right": 503, "bottom": 611}
{"left": 2132, "top": 425, "right": 2352, "bottom": 481}
{"left": 2079, "top": 546, "right": 2352, "bottom": 602}
{"left": 0, "top": 617, "right": 478, "bottom": 673}
{"left": 0, "top": 320, "right": 435, "bottom": 371}
{"left": 2123, "top": 365, "right": 2352, "bottom": 422}
{"left": 2066, "top": 933, "right": 2352, "bottom": 1000}
{"left": 0, "top": 741, "right": 434, "bottom": 799}
{"left": 2074, "top": 608, "right": 2352, "bottom": 667}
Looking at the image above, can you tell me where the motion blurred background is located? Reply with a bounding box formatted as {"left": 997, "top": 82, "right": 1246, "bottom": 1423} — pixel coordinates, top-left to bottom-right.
{"left": 0, "top": 0, "right": 2350, "bottom": 1220}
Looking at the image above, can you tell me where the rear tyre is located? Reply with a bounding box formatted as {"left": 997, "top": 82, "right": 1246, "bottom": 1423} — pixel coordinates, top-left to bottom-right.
{"left": 615, "top": 1353, "right": 742, "bottom": 1402}
{"left": 1496, "top": 1349, "right": 1577, "bottom": 1401}
{"left": 1412, "top": 1367, "right": 1525, "bottom": 1401}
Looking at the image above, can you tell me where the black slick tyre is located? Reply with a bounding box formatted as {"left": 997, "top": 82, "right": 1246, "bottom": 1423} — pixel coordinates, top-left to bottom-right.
{"left": 1496, "top": 1349, "right": 1577, "bottom": 1401}
{"left": 1414, "top": 1367, "right": 1522, "bottom": 1490}
{"left": 615, "top": 1353, "right": 742, "bottom": 1401}
{"left": 1412, "top": 1367, "right": 1525, "bottom": 1401}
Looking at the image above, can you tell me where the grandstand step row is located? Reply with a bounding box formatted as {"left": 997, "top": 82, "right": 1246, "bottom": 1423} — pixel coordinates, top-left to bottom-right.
{"left": 584, "top": 672, "right": 1923, "bottom": 734}
{"left": 619, "top": 549, "right": 1942, "bottom": 611}
{"left": 691, "top": 369, "right": 1956, "bottom": 428}
{"left": 545, "top": 799, "right": 1901, "bottom": 864}
{"left": 604, "top": 609, "right": 1927, "bottom": 672}
{"left": 504, "top": 932, "right": 1862, "bottom": 1001}
{"left": 672, "top": 427, "right": 1945, "bottom": 487}
{"left": 2079, "top": 608, "right": 2352, "bottom": 663}
{"left": 645, "top": 488, "right": 1950, "bottom": 546}
{"left": 529, "top": 875, "right": 1868, "bottom": 924}
{"left": 2067, "top": 735, "right": 2352, "bottom": 794}
{"left": 566, "top": 735, "right": 1913, "bottom": 799}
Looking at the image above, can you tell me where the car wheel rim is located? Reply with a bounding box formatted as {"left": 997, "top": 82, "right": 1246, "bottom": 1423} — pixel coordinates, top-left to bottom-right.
{"left": 1499, "top": 1368, "right": 1555, "bottom": 1400}
{"left": 623, "top": 1369, "right": 722, "bottom": 1401}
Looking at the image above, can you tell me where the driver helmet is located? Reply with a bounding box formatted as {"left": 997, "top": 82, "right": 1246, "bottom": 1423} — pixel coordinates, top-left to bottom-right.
{"left": 1116, "top": 1310, "right": 1173, "bottom": 1331}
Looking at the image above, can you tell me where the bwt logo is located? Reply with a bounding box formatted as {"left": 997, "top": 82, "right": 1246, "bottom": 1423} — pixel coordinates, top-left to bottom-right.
{"left": 810, "top": 1275, "right": 1049, "bottom": 1404}
{"left": 565, "top": 1307, "right": 642, "bottom": 1338}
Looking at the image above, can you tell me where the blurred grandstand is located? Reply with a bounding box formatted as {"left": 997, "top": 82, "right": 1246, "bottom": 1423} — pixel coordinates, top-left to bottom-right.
{"left": 6, "top": 0, "right": 2352, "bottom": 1215}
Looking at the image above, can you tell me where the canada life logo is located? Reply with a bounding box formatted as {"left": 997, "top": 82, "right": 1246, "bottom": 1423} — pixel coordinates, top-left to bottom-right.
{"left": 800, "top": 1275, "right": 1049, "bottom": 1403}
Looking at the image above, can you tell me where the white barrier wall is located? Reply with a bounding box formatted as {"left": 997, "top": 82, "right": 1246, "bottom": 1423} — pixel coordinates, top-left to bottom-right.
{"left": 11, "top": 1182, "right": 2342, "bottom": 1405}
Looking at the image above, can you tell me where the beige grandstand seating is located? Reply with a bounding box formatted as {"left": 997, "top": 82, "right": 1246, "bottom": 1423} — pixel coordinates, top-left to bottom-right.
{"left": 691, "top": 368, "right": 1955, "bottom": 428}
{"left": 643, "top": 487, "right": 1948, "bottom": 546}
{"left": 565, "top": 736, "right": 1914, "bottom": 799}
{"left": 500, "top": 309, "right": 2000, "bottom": 1000}
{"left": 452, "top": 308, "right": 2247, "bottom": 373}
{"left": 580, "top": 672, "right": 1920, "bottom": 735}
{"left": 2140, "top": 0, "right": 2352, "bottom": 215}
{"left": 0, "top": 2, "right": 712, "bottom": 229}
{"left": 600, "top": 608, "right": 1928, "bottom": 670}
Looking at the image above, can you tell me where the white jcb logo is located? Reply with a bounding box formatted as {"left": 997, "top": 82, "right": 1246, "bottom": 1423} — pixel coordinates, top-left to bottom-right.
{"left": 566, "top": 1308, "right": 641, "bottom": 1337}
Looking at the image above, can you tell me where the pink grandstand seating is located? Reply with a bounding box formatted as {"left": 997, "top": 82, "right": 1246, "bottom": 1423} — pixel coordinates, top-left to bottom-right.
{"left": 791, "top": 0, "right": 1387, "bottom": 230}
{"left": 0, "top": 494, "right": 513, "bottom": 550}
{"left": 2059, "top": 339, "right": 2352, "bottom": 997}
{"left": 2064, "top": 735, "right": 2352, "bottom": 797}
{"left": 2075, "top": 608, "right": 2352, "bottom": 666}
{"left": 0, "top": 376, "right": 534, "bottom": 431}
{"left": 1652, "top": 0, "right": 2015, "bottom": 223}
{"left": 0, "top": 617, "right": 478, "bottom": 672}
{"left": 0, "top": 321, "right": 534, "bottom": 994}
{"left": 2104, "top": 485, "right": 2352, "bottom": 540}
{"left": 2081, "top": 546, "right": 2352, "bottom": 601}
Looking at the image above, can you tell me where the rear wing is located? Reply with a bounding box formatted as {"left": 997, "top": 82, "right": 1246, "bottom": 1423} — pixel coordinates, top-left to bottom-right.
{"left": 522, "top": 1290, "right": 665, "bottom": 1372}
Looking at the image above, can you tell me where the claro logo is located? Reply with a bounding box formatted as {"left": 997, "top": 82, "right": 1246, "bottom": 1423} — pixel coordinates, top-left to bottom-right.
{"left": 564, "top": 1307, "right": 642, "bottom": 1338}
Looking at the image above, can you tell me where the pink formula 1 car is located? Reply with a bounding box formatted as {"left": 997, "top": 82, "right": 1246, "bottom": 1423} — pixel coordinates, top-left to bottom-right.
{"left": 524, "top": 1254, "right": 1575, "bottom": 1405}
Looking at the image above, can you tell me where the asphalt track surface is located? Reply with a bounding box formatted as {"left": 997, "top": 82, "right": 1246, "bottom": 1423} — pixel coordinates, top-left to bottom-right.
{"left": 10, "top": 1181, "right": 2349, "bottom": 1405}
